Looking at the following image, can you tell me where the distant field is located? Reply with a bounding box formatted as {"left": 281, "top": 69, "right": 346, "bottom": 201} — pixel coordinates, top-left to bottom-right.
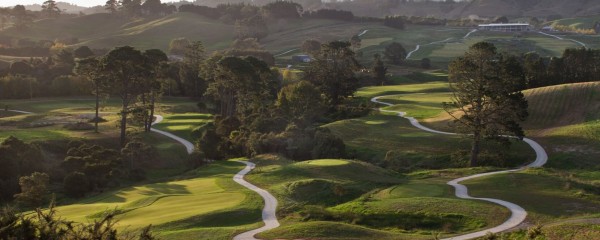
{"left": 548, "top": 16, "right": 600, "bottom": 30}
{"left": 2, "top": 12, "right": 234, "bottom": 51}
{"left": 409, "top": 31, "right": 581, "bottom": 65}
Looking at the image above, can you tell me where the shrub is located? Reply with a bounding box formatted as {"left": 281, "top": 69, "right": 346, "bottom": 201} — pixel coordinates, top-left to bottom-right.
{"left": 63, "top": 172, "right": 89, "bottom": 198}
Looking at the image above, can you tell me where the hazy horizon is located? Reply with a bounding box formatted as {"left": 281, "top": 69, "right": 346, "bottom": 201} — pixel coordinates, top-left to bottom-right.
{"left": 0, "top": 0, "right": 186, "bottom": 8}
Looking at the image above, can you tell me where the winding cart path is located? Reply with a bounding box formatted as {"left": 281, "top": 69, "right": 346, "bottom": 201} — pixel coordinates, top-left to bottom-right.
{"left": 371, "top": 96, "right": 548, "bottom": 240}
{"left": 151, "top": 115, "right": 280, "bottom": 240}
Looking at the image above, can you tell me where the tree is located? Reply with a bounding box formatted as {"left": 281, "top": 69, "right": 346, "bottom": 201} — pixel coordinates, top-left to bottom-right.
{"left": 182, "top": 41, "right": 205, "bottom": 98}
{"left": 262, "top": 1, "right": 303, "bottom": 19}
{"left": 14, "top": 172, "right": 49, "bottom": 207}
{"left": 384, "top": 42, "right": 407, "bottom": 65}
{"left": 304, "top": 41, "right": 360, "bottom": 106}
{"left": 523, "top": 52, "right": 546, "bottom": 88}
{"left": 105, "top": 0, "right": 120, "bottom": 13}
{"left": 120, "top": 0, "right": 142, "bottom": 17}
{"left": 168, "top": 37, "right": 190, "bottom": 56}
{"left": 121, "top": 140, "right": 158, "bottom": 169}
{"left": 141, "top": 0, "right": 162, "bottom": 16}
{"left": 73, "top": 46, "right": 95, "bottom": 58}
{"left": 41, "top": 0, "right": 61, "bottom": 18}
{"left": 371, "top": 54, "right": 387, "bottom": 85}
{"left": 350, "top": 34, "right": 361, "bottom": 51}
{"left": 63, "top": 172, "right": 89, "bottom": 198}
{"left": 11, "top": 5, "right": 32, "bottom": 30}
{"left": 101, "top": 46, "right": 149, "bottom": 146}
{"left": 444, "top": 42, "right": 528, "bottom": 167}
{"left": 141, "top": 49, "right": 168, "bottom": 131}
{"left": 235, "top": 15, "right": 269, "bottom": 40}
{"left": 276, "top": 80, "right": 325, "bottom": 126}
{"left": 493, "top": 16, "right": 509, "bottom": 23}
{"left": 74, "top": 57, "right": 105, "bottom": 133}
{"left": 421, "top": 57, "right": 431, "bottom": 69}
{"left": 232, "top": 38, "right": 261, "bottom": 50}
{"left": 0, "top": 136, "right": 44, "bottom": 201}
{"left": 301, "top": 39, "right": 321, "bottom": 56}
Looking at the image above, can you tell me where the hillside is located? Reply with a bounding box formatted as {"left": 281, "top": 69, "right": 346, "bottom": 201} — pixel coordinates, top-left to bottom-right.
{"left": 334, "top": 0, "right": 600, "bottom": 19}
{"left": 1, "top": 12, "right": 235, "bottom": 51}
{"left": 451, "top": 0, "right": 600, "bottom": 18}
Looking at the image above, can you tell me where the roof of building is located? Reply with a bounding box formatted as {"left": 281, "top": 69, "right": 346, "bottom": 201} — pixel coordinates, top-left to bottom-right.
{"left": 478, "top": 23, "right": 530, "bottom": 27}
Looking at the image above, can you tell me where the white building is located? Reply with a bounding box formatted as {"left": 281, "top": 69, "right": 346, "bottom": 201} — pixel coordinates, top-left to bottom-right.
{"left": 478, "top": 23, "right": 531, "bottom": 32}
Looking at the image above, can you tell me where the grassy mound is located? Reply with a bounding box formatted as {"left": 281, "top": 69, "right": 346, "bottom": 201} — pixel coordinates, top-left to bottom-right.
{"left": 246, "top": 155, "right": 512, "bottom": 238}
{"left": 464, "top": 169, "right": 600, "bottom": 223}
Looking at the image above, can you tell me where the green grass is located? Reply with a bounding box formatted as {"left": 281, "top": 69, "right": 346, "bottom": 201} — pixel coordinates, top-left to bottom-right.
{"left": 464, "top": 169, "right": 600, "bottom": 223}
{"left": 246, "top": 156, "right": 514, "bottom": 239}
{"left": 258, "top": 221, "right": 427, "bottom": 240}
{"left": 152, "top": 113, "right": 212, "bottom": 142}
{"left": 2, "top": 12, "right": 234, "bottom": 51}
{"left": 51, "top": 160, "right": 263, "bottom": 239}
{"left": 548, "top": 16, "right": 600, "bottom": 30}
{"left": 356, "top": 81, "right": 449, "bottom": 98}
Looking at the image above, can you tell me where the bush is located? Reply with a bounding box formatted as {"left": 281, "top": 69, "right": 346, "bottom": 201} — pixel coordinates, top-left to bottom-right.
{"left": 311, "top": 128, "right": 345, "bottom": 159}
{"left": 63, "top": 172, "right": 89, "bottom": 198}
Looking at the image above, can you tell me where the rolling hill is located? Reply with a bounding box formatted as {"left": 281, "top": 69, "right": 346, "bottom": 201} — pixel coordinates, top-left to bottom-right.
{"left": 334, "top": 0, "right": 600, "bottom": 19}
{"left": 1, "top": 12, "right": 235, "bottom": 51}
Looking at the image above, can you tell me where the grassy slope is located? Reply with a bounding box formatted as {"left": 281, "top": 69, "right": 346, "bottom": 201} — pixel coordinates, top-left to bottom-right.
{"left": 0, "top": 97, "right": 265, "bottom": 239}
{"left": 2, "top": 12, "right": 234, "bottom": 51}
{"left": 411, "top": 31, "right": 581, "bottom": 65}
{"left": 452, "top": 82, "right": 600, "bottom": 226}
{"left": 548, "top": 16, "right": 600, "bottom": 29}
{"left": 327, "top": 72, "right": 535, "bottom": 164}
{"left": 247, "top": 156, "right": 510, "bottom": 240}
{"left": 152, "top": 113, "right": 212, "bottom": 142}
{"left": 51, "top": 161, "right": 263, "bottom": 240}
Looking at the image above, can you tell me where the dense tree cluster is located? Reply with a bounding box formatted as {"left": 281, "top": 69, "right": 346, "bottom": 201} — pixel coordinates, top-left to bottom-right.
{"left": 383, "top": 16, "right": 405, "bottom": 29}
{"left": 0, "top": 137, "right": 46, "bottom": 203}
{"left": 61, "top": 139, "right": 158, "bottom": 197}
{"left": 190, "top": 41, "right": 365, "bottom": 161}
{"left": 522, "top": 48, "right": 600, "bottom": 89}
{"left": 384, "top": 42, "right": 407, "bottom": 65}
{"left": 105, "top": 0, "right": 176, "bottom": 17}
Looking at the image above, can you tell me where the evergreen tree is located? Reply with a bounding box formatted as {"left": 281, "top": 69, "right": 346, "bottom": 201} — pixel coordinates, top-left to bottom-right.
{"left": 445, "top": 42, "right": 528, "bottom": 166}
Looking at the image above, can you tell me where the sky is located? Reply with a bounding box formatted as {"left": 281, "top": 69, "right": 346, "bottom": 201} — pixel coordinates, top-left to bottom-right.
{"left": 0, "top": 1, "right": 183, "bottom": 8}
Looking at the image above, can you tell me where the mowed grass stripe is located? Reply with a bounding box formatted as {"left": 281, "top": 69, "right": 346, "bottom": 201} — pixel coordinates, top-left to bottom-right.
{"left": 52, "top": 161, "right": 247, "bottom": 230}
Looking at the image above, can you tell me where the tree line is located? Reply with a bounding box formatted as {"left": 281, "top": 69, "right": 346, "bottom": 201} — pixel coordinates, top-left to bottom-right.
{"left": 522, "top": 48, "right": 600, "bottom": 89}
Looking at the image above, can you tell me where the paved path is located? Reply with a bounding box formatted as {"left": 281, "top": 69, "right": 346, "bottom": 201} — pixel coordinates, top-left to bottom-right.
{"left": 406, "top": 38, "right": 454, "bottom": 60}
{"left": 151, "top": 115, "right": 195, "bottom": 154}
{"left": 6, "top": 109, "right": 34, "bottom": 114}
{"left": 232, "top": 161, "right": 280, "bottom": 240}
{"left": 371, "top": 96, "right": 548, "bottom": 240}
{"left": 151, "top": 115, "right": 279, "bottom": 240}
{"left": 6, "top": 109, "right": 280, "bottom": 239}
{"left": 537, "top": 31, "right": 587, "bottom": 48}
